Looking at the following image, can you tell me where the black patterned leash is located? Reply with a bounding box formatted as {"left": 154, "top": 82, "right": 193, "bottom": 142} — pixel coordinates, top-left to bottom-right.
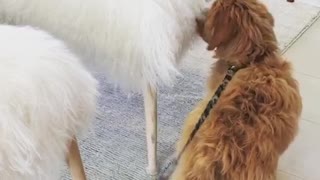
{"left": 158, "top": 66, "right": 238, "bottom": 180}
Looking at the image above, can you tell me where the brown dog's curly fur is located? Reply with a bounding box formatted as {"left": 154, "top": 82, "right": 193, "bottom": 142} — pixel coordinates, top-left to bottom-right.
{"left": 170, "top": 0, "right": 302, "bottom": 179}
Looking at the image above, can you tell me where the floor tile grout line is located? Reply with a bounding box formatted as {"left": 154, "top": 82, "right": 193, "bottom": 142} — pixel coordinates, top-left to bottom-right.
{"left": 302, "top": 118, "right": 320, "bottom": 125}
{"left": 281, "top": 10, "right": 320, "bottom": 55}
{"left": 300, "top": 1, "right": 320, "bottom": 8}
{"left": 294, "top": 71, "right": 320, "bottom": 79}
{"left": 278, "top": 169, "right": 304, "bottom": 179}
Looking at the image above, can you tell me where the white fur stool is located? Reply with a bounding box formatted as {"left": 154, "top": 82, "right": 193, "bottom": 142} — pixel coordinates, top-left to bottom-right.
{"left": 0, "top": 25, "right": 98, "bottom": 180}
{"left": 0, "top": 0, "right": 209, "bottom": 174}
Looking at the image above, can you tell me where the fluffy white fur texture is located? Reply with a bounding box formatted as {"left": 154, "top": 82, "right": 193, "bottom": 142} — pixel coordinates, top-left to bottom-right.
{"left": 0, "top": 25, "right": 98, "bottom": 180}
{"left": 0, "top": 0, "right": 209, "bottom": 91}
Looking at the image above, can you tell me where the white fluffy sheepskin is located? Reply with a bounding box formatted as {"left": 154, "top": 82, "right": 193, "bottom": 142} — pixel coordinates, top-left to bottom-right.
{"left": 0, "top": 0, "right": 209, "bottom": 91}
{"left": 0, "top": 25, "right": 98, "bottom": 180}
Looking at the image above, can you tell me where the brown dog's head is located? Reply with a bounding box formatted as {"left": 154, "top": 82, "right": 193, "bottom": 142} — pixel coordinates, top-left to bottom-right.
{"left": 198, "top": 0, "right": 278, "bottom": 66}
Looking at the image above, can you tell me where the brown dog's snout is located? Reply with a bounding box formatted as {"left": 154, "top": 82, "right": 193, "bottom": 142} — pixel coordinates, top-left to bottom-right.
{"left": 196, "top": 7, "right": 209, "bottom": 37}
{"left": 196, "top": 18, "right": 205, "bottom": 37}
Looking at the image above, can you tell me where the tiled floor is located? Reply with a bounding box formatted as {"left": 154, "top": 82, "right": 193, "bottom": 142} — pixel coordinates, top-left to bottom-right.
{"left": 277, "top": 16, "right": 320, "bottom": 180}
{"left": 300, "top": 0, "right": 320, "bottom": 7}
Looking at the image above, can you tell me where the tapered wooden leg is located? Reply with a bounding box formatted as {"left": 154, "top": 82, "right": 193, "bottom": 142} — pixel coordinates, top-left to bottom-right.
{"left": 67, "top": 138, "right": 86, "bottom": 180}
{"left": 143, "top": 84, "right": 158, "bottom": 175}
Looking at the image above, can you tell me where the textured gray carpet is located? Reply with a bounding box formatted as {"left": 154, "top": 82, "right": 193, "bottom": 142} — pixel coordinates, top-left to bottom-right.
{"left": 61, "top": 0, "right": 320, "bottom": 179}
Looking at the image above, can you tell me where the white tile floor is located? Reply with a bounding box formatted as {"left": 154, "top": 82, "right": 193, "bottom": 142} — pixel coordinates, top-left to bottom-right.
{"left": 277, "top": 17, "right": 320, "bottom": 180}
{"left": 300, "top": 0, "right": 320, "bottom": 7}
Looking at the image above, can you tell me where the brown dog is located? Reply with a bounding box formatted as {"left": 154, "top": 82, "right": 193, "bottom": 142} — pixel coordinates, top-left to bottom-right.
{"left": 171, "top": 0, "right": 302, "bottom": 179}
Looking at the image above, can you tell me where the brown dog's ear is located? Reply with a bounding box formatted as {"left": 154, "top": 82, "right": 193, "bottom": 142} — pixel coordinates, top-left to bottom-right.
{"left": 204, "top": 9, "right": 237, "bottom": 50}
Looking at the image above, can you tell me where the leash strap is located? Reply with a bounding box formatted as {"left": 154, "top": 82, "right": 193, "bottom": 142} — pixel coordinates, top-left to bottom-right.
{"left": 158, "top": 66, "right": 238, "bottom": 180}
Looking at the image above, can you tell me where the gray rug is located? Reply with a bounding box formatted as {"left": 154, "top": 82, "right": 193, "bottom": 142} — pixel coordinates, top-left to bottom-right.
{"left": 61, "top": 0, "right": 320, "bottom": 179}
